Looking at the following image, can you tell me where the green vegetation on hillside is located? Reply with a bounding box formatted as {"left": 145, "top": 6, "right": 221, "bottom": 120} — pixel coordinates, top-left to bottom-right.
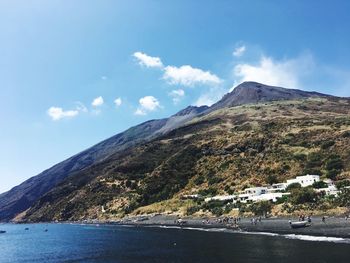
{"left": 23, "top": 98, "right": 350, "bottom": 221}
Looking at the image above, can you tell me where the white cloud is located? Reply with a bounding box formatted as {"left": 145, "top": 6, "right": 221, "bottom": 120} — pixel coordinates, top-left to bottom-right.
{"left": 233, "top": 45, "right": 246, "bottom": 57}
{"left": 194, "top": 87, "right": 227, "bottom": 106}
{"left": 47, "top": 107, "right": 79, "bottom": 121}
{"left": 163, "top": 65, "right": 221, "bottom": 87}
{"left": 233, "top": 54, "right": 314, "bottom": 89}
{"left": 133, "top": 51, "right": 163, "bottom": 68}
{"left": 134, "top": 108, "right": 146, "bottom": 116}
{"left": 132, "top": 51, "right": 222, "bottom": 88}
{"left": 92, "top": 96, "right": 104, "bottom": 107}
{"left": 114, "top": 97, "right": 122, "bottom": 107}
{"left": 135, "top": 96, "right": 160, "bottom": 115}
{"left": 47, "top": 102, "right": 88, "bottom": 121}
{"left": 169, "top": 89, "right": 185, "bottom": 104}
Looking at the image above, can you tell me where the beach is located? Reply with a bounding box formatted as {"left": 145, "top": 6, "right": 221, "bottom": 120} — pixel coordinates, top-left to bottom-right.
{"left": 117, "top": 215, "right": 350, "bottom": 238}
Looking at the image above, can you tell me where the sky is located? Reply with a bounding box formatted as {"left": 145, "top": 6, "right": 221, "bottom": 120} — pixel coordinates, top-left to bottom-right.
{"left": 1, "top": 0, "right": 350, "bottom": 193}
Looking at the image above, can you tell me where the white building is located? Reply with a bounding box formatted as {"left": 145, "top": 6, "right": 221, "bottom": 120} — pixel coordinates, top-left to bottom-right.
{"left": 286, "top": 174, "right": 320, "bottom": 188}
{"left": 241, "top": 187, "right": 268, "bottom": 195}
{"left": 182, "top": 194, "right": 200, "bottom": 200}
{"left": 323, "top": 179, "right": 335, "bottom": 186}
{"left": 249, "top": 192, "right": 290, "bottom": 203}
{"left": 204, "top": 195, "right": 235, "bottom": 202}
{"left": 268, "top": 183, "right": 287, "bottom": 192}
{"left": 238, "top": 187, "right": 268, "bottom": 203}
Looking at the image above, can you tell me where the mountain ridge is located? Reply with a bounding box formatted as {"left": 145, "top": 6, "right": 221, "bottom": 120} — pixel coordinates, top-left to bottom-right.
{"left": 0, "top": 82, "right": 345, "bottom": 221}
{"left": 209, "top": 81, "right": 331, "bottom": 112}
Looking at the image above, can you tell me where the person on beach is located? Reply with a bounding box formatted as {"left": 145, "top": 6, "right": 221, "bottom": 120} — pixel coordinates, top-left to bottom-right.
{"left": 322, "top": 216, "right": 326, "bottom": 223}
{"left": 307, "top": 215, "right": 312, "bottom": 223}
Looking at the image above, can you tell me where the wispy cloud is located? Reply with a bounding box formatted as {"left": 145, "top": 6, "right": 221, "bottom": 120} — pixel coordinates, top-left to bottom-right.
{"left": 135, "top": 96, "right": 160, "bottom": 115}
{"left": 233, "top": 45, "right": 246, "bottom": 57}
{"left": 133, "top": 51, "right": 222, "bottom": 87}
{"left": 194, "top": 87, "right": 227, "bottom": 106}
{"left": 47, "top": 107, "right": 79, "bottom": 121}
{"left": 133, "top": 51, "right": 163, "bottom": 68}
{"left": 233, "top": 54, "right": 314, "bottom": 89}
{"left": 169, "top": 89, "right": 185, "bottom": 104}
{"left": 91, "top": 96, "right": 104, "bottom": 107}
{"left": 114, "top": 97, "right": 122, "bottom": 107}
{"left": 163, "top": 65, "right": 221, "bottom": 87}
{"left": 47, "top": 102, "right": 87, "bottom": 121}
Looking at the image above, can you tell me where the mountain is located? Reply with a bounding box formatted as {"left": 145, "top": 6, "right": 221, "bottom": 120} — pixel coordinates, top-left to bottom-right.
{"left": 209, "top": 81, "right": 330, "bottom": 111}
{"left": 0, "top": 108, "right": 206, "bottom": 221}
{"left": 0, "top": 118, "right": 167, "bottom": 221}
{"left": 1, "top": 82, "right": 349, "bottom": 222}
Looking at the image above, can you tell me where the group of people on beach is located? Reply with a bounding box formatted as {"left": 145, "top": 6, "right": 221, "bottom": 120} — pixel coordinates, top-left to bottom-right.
{"left": 250, "top": 216, "right": 263, "bottom": 225}
{"left": 201, "top": 216, "right": 242, "bottom": 226}
{"left": 298, "top": 214, "right": 312, "bottom": 223}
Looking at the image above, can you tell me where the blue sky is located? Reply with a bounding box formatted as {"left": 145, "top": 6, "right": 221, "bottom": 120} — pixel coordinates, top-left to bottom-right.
{"left": 1, "top": 0, "right": 350, "bottom": 193}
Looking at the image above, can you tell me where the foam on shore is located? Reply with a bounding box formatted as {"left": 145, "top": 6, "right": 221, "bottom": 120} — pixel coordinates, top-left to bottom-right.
{"left": 284, "top": 234, "right": 349, "bottom": 243}
{"left": 143, "top": 224, "right": 350, "bottom": 244}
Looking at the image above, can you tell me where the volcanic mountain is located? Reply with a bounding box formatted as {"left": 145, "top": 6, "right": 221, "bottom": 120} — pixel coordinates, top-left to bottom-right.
{"left": 1, "top": 82, "right": 349, "bottom": 222}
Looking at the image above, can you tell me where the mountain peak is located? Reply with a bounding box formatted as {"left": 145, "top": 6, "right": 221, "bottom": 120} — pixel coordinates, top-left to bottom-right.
{"left": 209, "top": 81, "right": 330, "bottom": 111}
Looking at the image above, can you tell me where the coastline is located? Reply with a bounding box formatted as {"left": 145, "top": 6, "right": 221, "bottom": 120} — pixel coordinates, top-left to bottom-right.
{"left": 114, "top": 215, "right": 350, "bottom": 238}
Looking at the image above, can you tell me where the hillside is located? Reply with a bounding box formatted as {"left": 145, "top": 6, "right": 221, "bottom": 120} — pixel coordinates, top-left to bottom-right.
{"left": 0, "top": 107, "right": 208, "bottom": 221}
{"left": 20, "top": 91, "right": 350, "bottom": 222}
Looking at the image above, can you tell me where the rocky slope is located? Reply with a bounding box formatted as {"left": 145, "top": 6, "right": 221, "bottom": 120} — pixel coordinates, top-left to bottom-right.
{"left": 0, "top": 107, "right": 207, "bottom": 221}
{"left": 209, "top": 81, "right": 329, "bottom": 111}
{"left": 2, "top": 82, "right": 349, "bottom": 222}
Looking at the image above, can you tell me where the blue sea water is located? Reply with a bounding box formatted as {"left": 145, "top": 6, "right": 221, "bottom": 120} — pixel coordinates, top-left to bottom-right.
{"left": 0, "top": 223, "right": 350, "bottom": 263}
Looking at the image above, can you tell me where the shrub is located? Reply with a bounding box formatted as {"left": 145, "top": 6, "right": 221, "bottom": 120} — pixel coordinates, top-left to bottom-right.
{"left": 249, "top": 201, "right": 272, "bottom": 216}
{"left": 186, "top": 205, "right": 200, "bottom": 215}
{"left": 335, "top": 188, "right": 350, "bottom": 207}
{"left": 325, "top": 155, "right": 343, "bottom": 171}
{"left": 286, "top": 182, "right": 302, "bottom": 191}
{"left": 307, "top": 152, "right": 323, "bottom": 167}
{"left": 125, "top": 180, "right": 132, "bottom": 188}
{"left": 290, "top": 187, "right": 318, "bottom": 205}
{"left": 275, "top": 195, "right": 289, "bottom": 204}
{"left": 211, "top": 207, "right": 224, "bottom": 216}
{"left": 198, "top": 187, "right": 218, "bottom": 197}
{"left": 341, "top": 131, "right": 350, "bottom": 138}
{"left": 294, "top": 153, "right": 307, "bottom": 161}
{"left": 335, "top": 180, "right": 350, "bottom": 189}
{"left": 194, "top": 176, "right": 205, "bottom": 185}
{"left": 312, "top": 181, "right": 328, "bottom": 189}
{"left": 266, "top": 174, "right": 278, "bottom": 185}
{"left": 321, "top": 141, "right": 335, "bottom": 149}
{"left": 325, "top": 155, "right": 343, "bottom": 179}
{"left": 326, "top": 170, "right": 339, "bottom": 180}
{"left": 208, "top": 176, "right": 223, "bottom": 185}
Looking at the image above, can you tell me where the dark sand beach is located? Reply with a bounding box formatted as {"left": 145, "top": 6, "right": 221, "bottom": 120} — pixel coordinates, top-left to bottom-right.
{"left": 117, "top": 215, "right": 350, "bottom": 238}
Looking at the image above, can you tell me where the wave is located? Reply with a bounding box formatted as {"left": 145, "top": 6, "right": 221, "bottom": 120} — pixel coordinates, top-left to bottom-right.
{"left": 284, "top": 234, "right": 350, "bottom": 244}
{"left": 142, "top": 224, "right": 350, "bottom": 244}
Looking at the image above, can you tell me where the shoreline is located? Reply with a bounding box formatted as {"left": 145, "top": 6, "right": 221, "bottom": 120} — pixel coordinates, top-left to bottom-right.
{"left": 9, "top": 215, "right": 350, "bottom": 239}
{"left": 113, "top": 215, "right": 350, "bottom": 238}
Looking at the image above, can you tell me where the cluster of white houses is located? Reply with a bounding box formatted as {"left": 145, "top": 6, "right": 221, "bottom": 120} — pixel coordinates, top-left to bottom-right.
{"left": 184, "top": 174, "right": 339, "bottom": 204}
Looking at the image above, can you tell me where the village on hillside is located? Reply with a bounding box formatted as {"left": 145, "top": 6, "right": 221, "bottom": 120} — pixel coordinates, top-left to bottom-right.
{"left": 183, "top": 174, "right": 344, "bottom": 206}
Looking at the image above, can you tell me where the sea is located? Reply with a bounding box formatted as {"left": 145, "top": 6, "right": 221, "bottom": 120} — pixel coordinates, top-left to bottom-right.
{"left": 0, "top": 223, "right": 350, "bottom": 263}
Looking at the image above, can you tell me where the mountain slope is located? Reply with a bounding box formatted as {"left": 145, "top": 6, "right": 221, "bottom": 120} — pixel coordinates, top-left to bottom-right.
{"left": 2, "top": 82, "right": 348, "bottom": 222}
{"left": 0, "top": 118, "right": 169, "bottom": 221}
{"left": 209, "top": 82, "right": 330, "bottom": 112}
{"left": 21, "top": 90, "right": 350, "bottom": 222}
{"left": 0, "top": 108, "right": 208, "bottom": 221}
